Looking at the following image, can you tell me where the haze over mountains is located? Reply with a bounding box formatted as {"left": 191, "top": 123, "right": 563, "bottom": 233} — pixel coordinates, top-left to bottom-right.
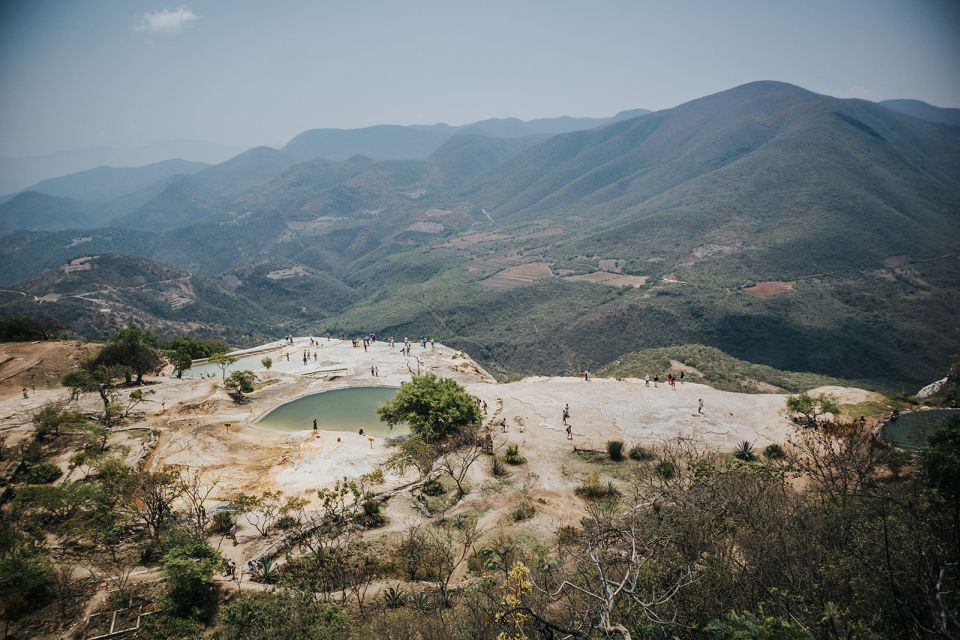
{"left": 1, "top": 81, "right": 957, "bottom": 390}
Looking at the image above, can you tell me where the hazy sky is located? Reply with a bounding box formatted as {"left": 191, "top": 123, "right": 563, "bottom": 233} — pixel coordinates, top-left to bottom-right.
{"left": 1, "top": 0, "right": 958, "bottom": 157}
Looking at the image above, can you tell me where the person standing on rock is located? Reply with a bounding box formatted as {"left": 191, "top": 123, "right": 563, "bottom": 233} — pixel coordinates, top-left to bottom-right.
{"left": 645, "top": 375, "right": 650, "bottom": 387}
{"left": 654, "top": 375, "right": 659, "bottom": 388}
{"left": 313, "top": 418, "right": 318, "bottom": 438}
{"left": 698, "top": 399, "right": 704, "bottom": 415}
{"left": 562, "top": 403, "right": 570, "bottom": 423}
{"left": 566, "top": 423, "right": 573, "bottom": 440}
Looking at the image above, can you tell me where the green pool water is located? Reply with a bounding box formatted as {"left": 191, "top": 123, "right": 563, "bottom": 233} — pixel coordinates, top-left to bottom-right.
{"left": 186, "top": 352, "right": 279, "bottom": 377}
{"left": 883, "top": 408, "right": 959, "bottom": 450}
{"left": 256, "top": 387, "right": 405, "bottom": 436}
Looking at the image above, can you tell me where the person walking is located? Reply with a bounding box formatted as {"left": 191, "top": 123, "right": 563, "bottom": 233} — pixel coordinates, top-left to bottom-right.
{"left": 698, "top": 399, "right": 704, "bottom": 415}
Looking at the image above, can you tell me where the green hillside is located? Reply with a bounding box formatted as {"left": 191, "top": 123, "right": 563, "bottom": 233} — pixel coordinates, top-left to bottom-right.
{"left": 1, "top": 82, "right": 957, "bottom": 389}
{"left": 0, "top": 254, "right": 280, "bottom": 343}
{"left": 597, "top": 344, "right": 849, "bottom": 393}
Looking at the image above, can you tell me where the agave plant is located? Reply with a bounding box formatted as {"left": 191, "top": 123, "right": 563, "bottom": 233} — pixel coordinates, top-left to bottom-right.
{"left": 383, "top": 585, "right": 407, "bottom": 608}
{"left": 734, "top": 440, "right": 756, "bottom": 461}
{"left": 504, "top": 444, "right": 526, "bottom": 465}
{"left": 258, "top": 556, "right": 276, "bottom": 584}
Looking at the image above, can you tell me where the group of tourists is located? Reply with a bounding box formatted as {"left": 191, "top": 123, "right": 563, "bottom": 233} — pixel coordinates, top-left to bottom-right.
{"left": 643, "top": 371, "right": 685, "bottom": 388}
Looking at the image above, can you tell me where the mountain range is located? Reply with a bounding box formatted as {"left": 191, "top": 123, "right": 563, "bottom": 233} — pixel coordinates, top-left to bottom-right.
{"left": 1, "top": 81, "right": 957, "bottom": 390}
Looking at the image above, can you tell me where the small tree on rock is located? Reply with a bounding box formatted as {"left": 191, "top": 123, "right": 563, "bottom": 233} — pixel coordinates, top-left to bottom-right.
{"left": 225, "top": 370, "right": 256, "bottom": 403}
{"left": 210, "top": 352, "right": 238, "bottom": 381}
{"left": 785, "top": 392, "right": 840, "bottom": 425}
{"left": 62, "top": 363, "right": 128, "bottom": 426}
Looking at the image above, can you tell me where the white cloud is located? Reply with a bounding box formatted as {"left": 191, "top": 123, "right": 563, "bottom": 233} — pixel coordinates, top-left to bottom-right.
{"left": 134, "top": 7, "right": 198, "bottom": 35}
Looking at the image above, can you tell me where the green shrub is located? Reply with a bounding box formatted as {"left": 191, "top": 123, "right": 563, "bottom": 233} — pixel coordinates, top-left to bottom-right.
{"left": 421, "top": 477, "right": 445, "bottom": 496}
{"left": 275, "top": 514, "right": 297, "bottom": 530}
{"left": 23, "top": 462, "right": 63, "bottom": 484}
{"left": 629, "top": 445, "right": 654, "bottom": 461}
{"left": 504, "top": 444, "right": 526, "bottom": 465}
{"left": 511, "top": 500, "right": 536, "bottom": 521}
{"left": 606, "top": 440, "right": 625, "bottom": 461}
{"left": 655, "top": 459, "right": 676, "bottom": 479}
{"left": 491, "top": 456, "right": 508, "bottom": 477}
{"left": 160, "top": 542, "right": 220, "bottom": 619}
{"left": 361, "top": 500, "right": 386, "bottom": 528}
{"left": 575, "top": 473, "right": 621, "bottom": 500}
{"left": 735, "top": 441, "right": 757, "bottom": 462}
{"left": 763, "top": 443, "right": 785, "bottom": 460}
{"left": 210, "top": 511, "right": 234, "bottom": 535}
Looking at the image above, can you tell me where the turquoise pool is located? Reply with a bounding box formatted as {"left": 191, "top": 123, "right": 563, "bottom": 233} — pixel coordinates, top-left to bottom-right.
{"left": 256, "top": 387, "right": 406, "bottom": 436}
{"left": 185, "top": 352, "right": 277, "bottom": 377}
{"left": 883, "top": 408, "right": 959, "bottom": 450}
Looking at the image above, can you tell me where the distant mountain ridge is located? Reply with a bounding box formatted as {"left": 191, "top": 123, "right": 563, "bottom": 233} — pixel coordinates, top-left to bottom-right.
{"left": 880, "top": 99, "right": 960, "bottom": 126}
{"left": 0, "top": 140, "right": 248, "bottom": 195}
{"left": 2, "top": 108, "right": 650, "bottom": 231}
{"left": 281, "top": 108, "right": 651, "bottom": 162}
{"left": 26, "top": 159, "right": 210, "bottom": 202}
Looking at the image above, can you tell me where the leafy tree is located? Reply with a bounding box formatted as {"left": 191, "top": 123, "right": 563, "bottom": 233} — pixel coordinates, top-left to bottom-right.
{"left": 383, "top": 435, "right": 438, "bottom": 480}
{"left": 225, "top": 370, "right": 256, "bottom": 403}
{"left": 261, "top": 356, "right": 272, "bottom": 371}
{"left": 0, "top": 314, "right": 64, "bottom": 341}
{"left": 377, "top": 373, "right": 482, "bottom": 441}
{"left": 161, "top": 336, "right": 231, "bottom": 360}
{"left": 232, "top": 491, "right": 303, "bottom": 537}
{"left": 920, "top": 415, "right": 960, "bottom": 558}
{"left": 126, "top": 470, "right": 184, "bottom": 543}
{"left": 920, "top": 415, "right": 960, "bottom": 500}
{"left": 210, "top": 352, "right": 238, "bottom": 381}
{"left": 93, "top": 325, "right": 162, "bottom": 384}
{"left": 31, "top": 404, "right": 91, "bottom": 440}
{"left": 14, "top": 482, "right": 103, "bottom": 522}
{"left": 161, "top": 541, "right": 220, "bottom": 619}
{"left": 0, "top": 545, "right": 53, "bottom": 627}
{"left": 785, "top": 392, "right": 840, "bottom": 424}
{"left": 62, "top": 363, "right": 128, "bottom": 425}
{"left": 169, "top": 349, "right": 193, "bottom": 378}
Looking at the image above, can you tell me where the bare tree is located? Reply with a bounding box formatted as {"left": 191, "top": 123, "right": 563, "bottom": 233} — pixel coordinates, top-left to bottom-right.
{"left": 178, "top": 468, "right": 222, "bottom": 539}
{"left": 436, "top": 429, "right": 485, "bottom": 498}
{"left": 126, "top": 469, "right": 184, "bottom": 542}
{"left": 424, "top": 515, "right": 483, "bottom": 605}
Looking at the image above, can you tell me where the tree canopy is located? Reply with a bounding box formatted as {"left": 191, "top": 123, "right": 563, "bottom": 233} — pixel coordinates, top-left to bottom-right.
{"left": 0, "top": 315, "right": 64, "bottom": 342}
{"left": 91, "top": 325, "right": 162, "bottom": 384}
{"left": 377, "top": 373, "right": 481, "bottom": 441}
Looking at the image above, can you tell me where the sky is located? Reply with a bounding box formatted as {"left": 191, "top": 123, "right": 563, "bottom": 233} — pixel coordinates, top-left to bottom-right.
{"left": 1, "top": 0, "right": 958, "bottom": 157}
